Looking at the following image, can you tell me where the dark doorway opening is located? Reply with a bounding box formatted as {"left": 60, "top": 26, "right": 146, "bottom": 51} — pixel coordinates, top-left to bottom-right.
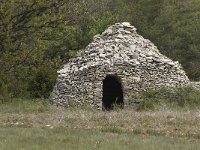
{"left": 102, "top": 75, "right": 124, "bottom": 111}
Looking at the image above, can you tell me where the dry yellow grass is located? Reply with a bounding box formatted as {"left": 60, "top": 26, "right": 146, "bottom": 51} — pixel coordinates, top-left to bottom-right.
{"left": 1, "top": 106, "right": 200, "bottom": 139}
{"left": 1, "top": 100, "right": 200, "bottom": 149}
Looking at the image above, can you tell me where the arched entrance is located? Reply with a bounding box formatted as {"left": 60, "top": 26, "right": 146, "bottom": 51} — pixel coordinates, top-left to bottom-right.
{"left": 102, "top": 75, "right": 124, "bottom": 110}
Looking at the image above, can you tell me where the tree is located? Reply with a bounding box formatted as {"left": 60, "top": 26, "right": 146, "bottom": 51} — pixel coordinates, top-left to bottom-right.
{"left": 0, "top": 0, "right": 113, "bottom": 98}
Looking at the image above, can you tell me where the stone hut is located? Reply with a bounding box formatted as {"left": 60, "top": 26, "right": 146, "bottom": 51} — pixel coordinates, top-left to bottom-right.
{"left": 50, "top": 22, "right": 189, "bottom": 110}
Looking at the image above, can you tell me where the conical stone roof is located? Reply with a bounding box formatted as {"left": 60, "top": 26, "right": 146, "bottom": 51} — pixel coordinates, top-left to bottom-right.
{"left": 50, "top": 22, "right": 189, "bottom": 108}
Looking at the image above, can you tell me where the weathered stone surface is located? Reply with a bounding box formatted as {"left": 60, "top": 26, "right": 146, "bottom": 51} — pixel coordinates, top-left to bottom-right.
{"left": 190, "top": 82, "right": 200, "bottom": 90}
{"left": 49, "top": 22, "right": 190, "bottom": 108}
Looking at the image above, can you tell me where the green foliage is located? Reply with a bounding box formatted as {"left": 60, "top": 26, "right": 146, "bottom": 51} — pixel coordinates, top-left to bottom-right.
{"left": 170, "top": 87, "right": 200, "bottom": 107}
{"left": 137, "top": 98, "right": 157, "bottom": 111}
{"left": 138, "top": 86, "right": 200, "bottom": 110}
{"left": 27, "top": 67, "right": 56, "bottom": 98}
{"left": 0, "top": 0, "right": 113, "bottom": 99}
{"left": 0, "top": 98, "right": 50, "bottom": 113}
{"left": 0, "top": 79, "right": 10, "bottom": 103}
{"left": 112, "top": 0, "right": 200, "bottom": 80}
{"left": 0, "top": 0, "right": 200, "bottom": 99}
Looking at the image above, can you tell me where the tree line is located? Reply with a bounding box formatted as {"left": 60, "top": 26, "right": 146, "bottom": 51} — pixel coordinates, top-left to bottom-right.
{"left": 0, "top": 0, "right": 200, "bottom": 100}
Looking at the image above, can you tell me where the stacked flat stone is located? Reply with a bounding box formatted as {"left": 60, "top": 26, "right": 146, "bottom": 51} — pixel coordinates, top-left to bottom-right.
{"left": 50, "top": 22, "right": 189, "bottom": 108}
{"left": 190, "top": 82, "right": 200, "bottom": 90}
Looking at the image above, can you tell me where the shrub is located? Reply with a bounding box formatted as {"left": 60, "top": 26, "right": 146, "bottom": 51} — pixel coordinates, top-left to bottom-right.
{"left": 0, "top": 80, "right": 10, "bottom": 103}
{"left": 27, "top": 68, "right": 56, "bottom": 98}
{"left": 137, "top": 86, "right": 200, "bottom": 110}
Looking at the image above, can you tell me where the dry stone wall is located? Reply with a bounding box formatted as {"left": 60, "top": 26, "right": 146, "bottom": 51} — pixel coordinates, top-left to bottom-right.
{"left": 190, "top": 82, "right": 200, "bottom": 90}
{"left": 50, "top": 22, "right": 189, "bottom": 108}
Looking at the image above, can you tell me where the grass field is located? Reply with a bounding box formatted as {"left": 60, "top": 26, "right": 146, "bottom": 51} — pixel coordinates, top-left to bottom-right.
{"left": 0, "top": 99, "right": 200, "bottom": 150}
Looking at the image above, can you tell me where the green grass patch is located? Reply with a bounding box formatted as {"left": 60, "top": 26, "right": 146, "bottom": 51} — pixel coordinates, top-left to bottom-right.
{"left": 101, "top": 126, "right": 124, "bottom": 134}
{"left": 0, "top": 127, "right": 200, "bottom": 150}
{"left": 0, "top": 97, "right": 200, "bottom": 149}
{"left": 0, "top": 98, "right": 50, "bottom": 113}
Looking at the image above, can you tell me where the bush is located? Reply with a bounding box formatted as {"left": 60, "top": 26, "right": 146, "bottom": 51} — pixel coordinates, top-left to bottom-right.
{"left": 27, "top": 67, "right": 57, "bottom": 98}
{"left": 137, "top": 86, "right": 200, "bottom": 110}
{"left": 0, "top": 80, "right": 10, "bottom": 103}
{"left": 137, "top": 98, "right": 157, "bottom": 111}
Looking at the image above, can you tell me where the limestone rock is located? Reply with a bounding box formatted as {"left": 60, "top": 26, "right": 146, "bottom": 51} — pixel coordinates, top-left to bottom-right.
{"left": 49, "top": 22, "right": 190, "bottom": 109}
